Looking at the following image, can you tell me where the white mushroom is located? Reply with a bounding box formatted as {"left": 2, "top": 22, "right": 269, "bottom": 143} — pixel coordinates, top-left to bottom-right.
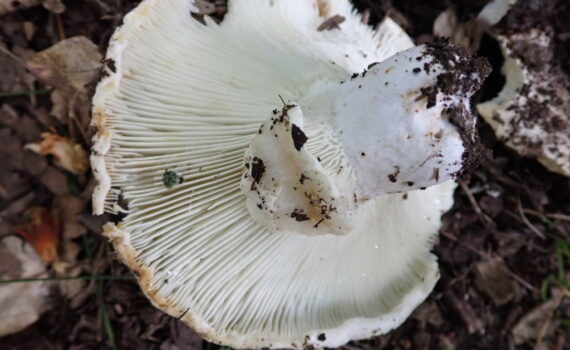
{"left": 91, "top": 0, "right": 489, "bottom": 348}
{"left": 477, "top": 29, "right": 570, "bottom": 176}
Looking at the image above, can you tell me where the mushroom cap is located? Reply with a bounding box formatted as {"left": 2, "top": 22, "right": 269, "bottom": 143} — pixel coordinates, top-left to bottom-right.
{"left": 92, "top": 0, "right": 457, "bottom": 348}
{"left": 477, "top": 20, "right": 570, "bottom": 176}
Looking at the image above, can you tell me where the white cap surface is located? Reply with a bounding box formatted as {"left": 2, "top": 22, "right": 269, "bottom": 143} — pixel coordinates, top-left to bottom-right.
{"left": 91, "top": 0, "right": 485, "bottom": 348}
{"left": 477, "top": 28, "right": 569, "bottom": 176}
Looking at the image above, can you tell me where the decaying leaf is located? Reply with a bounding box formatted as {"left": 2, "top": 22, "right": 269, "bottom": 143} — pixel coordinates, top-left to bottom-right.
{"left": 25, "top": 36, "right": 102, "bottom": 141}
{"left": 512, "top": 289, "right": 566, "bottom": 346}
{"left": 38, "top": 166, "right": 69, "bottom": 195}
{"left": 49, "top": 89, "right": 68, "bottom": 121}
{"left": 42, "top": 0, "right": 65, "bottom": 14}
{"left": 0, "top": 0, "right": 41, "bottom": 16}
{"left": 26, "top": 36, "right": 102, "bottom": 92}
{"left": 12, "top": 207, "right": 61, "bottom": 264}
{"left": 56, "top": 195, "right": 88, "bottom": 239}
{"left": 0, "top": 44, "right": 36, "bottom": 97}
{"left": 53, "top": 258, "right": 85, "bottom": 307}
{"left": 0, "top": 236, "right": 51, "bottom": 337}
{"left": 26, "top": 132, "right": 89, "bottom": 175}
{"left": 474, "top": 257, "right": 519, "bottom": 306}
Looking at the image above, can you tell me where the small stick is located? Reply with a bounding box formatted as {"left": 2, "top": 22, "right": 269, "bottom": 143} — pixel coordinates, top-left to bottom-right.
{"left": 457, "top": 178, "right": 496, "bottom": 229}
{"left": 55, "top": 14, "right": 66, "bottom": 40}
{"left": 516, "top": 197, "right": 546, "bottom": 239}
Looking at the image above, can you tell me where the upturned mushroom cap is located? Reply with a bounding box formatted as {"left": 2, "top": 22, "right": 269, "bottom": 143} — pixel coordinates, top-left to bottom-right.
{"left": 91, "top": 0, "right": 488, "bottom": 348}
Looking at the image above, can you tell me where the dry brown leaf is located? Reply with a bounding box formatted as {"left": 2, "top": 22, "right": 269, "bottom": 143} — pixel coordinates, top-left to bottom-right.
{"left": 0, "top": 236, "right": 51, "bottom": 337}
{"left": 474, "top": 257, "right": 519, "bottom": 306}
{"left": 0, "top": 44, "right": 32, "bottom": 93}
{"left": 26, "top": 132, "right": 88, "bottom": 175}
{"left": 0, "top": 192, "right": 34, "bottom": 219}
{"left": 42, "top": 0, "right": 65, "bottom": 14}
{"left": 39, "top": 166, "right": 69, "bottom": 195}
{"left": 0, "top": 0, "right": 41, "bottom": 16}
{"left": 512, "top": 289, "right": 566, "bottom": 346}
{"left": 11, "top": 207, "right": 61, "bottom": 264}
{"left": 49, "top": 88, "right": 68, "bottom": 121}
{"left": 56, "top": 194, "right": 88, "bottom": 239}
{"left": 26, "top": 36, "right": 102, "bottom": 92}
{"left": 25, "top": 36, "right": 101, "bottom": 141}
{"left": 53, "top": 258, "right": 84, "bottom": 306}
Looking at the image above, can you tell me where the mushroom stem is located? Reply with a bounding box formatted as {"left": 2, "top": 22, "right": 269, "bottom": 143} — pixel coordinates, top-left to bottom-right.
{"left": 242, "top": 40, "right": 490, "bottom": 235}
{"left": 302, "top": 40, "right": 490, "bottom": 196}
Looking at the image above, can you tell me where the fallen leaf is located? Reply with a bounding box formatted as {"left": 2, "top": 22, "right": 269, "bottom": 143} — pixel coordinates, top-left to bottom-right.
{"left": 412, "top": 301, "right": 444, "bottom": 328}
{"left": 0, "top": 192, "right": 34, "bottom": 219}
{"left": 51, "top": 195, "right": 88, "bottom": 306}
{"left": 56, "top": 194, "right": 87, "bottom": 239}
{"left": 42, "top": 0, "right": 65, "bottom": 14}
{"left": 512, "top": 289, "right": 565, "bottom": 346}
{"left": 23, "top": 149, "right": 48, "bottom": 177}
{"left": 49, "top": 88, "right": 68, "bottom": 121}
{"left": 474, "top": 257, "right": 519, "bottom": 306}
{"left": 444, "top": 290, "right": 484, "bottom": 334}
{"left": 15, "top": 115, "right": 42, "bottom": 143}
{"left": 12, "top": 207, "right": 61, "bottom": 264}
{"left": 26, "top": 132, "right": 88, "bottom": 175}
{"left": 0, "top": 128, "right": 24, "bottom": 171}
{"left": 25, "top": 36, "right": 101, "bottom": 142}
{"left": 53, "top": 259, "right": 85, "bottom": 307}
{"left": 38, "top": 166, "right": 69, "bottom": 195}
{"left": 161, "top": 319, "right": 204, "bottom": 350}
{"left": 0, "top": 162, "right": 31, "bottom": 202}
{"left": 0, "top": 44, "right": 32, "bottom": 93}
{"left": 0, "top": 104, "right": 19, "bottom": 127}
{"left": 0, "top": 236, "right": 51, "bottom": 337}
{"left": 78, "top": 212, "right": 111, "bottom": 234}
{"left": 26, "top": 36, "right": 101, "bottom": 92}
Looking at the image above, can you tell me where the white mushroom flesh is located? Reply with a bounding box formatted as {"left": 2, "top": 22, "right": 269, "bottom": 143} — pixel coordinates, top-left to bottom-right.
{"left": 91, "top": 0, "right": 488, "bottom": 347}
{"left": 242, "top": 44, "right": 488, "bottom": 236}
{"left": 477, "top": 29, "right": 570, "bottom": 176}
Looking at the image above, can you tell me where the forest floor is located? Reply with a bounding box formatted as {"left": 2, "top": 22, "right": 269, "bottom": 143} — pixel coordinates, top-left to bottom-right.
{"left": 0, "top": 0, "right": 569, "bottom": 349}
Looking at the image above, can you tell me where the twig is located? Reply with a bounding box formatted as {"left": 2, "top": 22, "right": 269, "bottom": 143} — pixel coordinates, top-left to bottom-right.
{"left": 441, "top": 230, "right": 489, "bottom": 258}
{"left": 534, "top": 290, "right": 565, "bottom": 350}
{"left": 86, "top": 0, "right": 111, "bottom": 14}
{"left": 554, "top": 334, "right": 565, "bottom": 350}
{"left": 524, "top": 208, "right": 570, "bottom": 222}
{"left": 442, "top": 231, "right": 536, "bottom": 292}
{"left": 481, "top": 162, "right": 521, "bottom": 188}
{"left": 0, "top": 45, "right": 25, "bottom": 66}
{"left": 55, "top": 14, "right": 66, "bottom": 40}
{"left": 0, "top": 182, "right": 10, "bottom": 200}
{"left": 508, "top": 268, "right": 536, "bottom": 292}
{"left": 457, "top": 178, "right": 497, "bottom": 229}
{"left": 516, "top": 197, "right": 546, "bottom": 239}
{"left": 443, "top": 290, "right": 484, "bottom": 334}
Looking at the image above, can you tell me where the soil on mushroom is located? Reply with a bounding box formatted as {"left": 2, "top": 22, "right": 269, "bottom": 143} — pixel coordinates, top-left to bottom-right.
{"left": 0, "top": 0, "right": 568, "bottom": 349}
